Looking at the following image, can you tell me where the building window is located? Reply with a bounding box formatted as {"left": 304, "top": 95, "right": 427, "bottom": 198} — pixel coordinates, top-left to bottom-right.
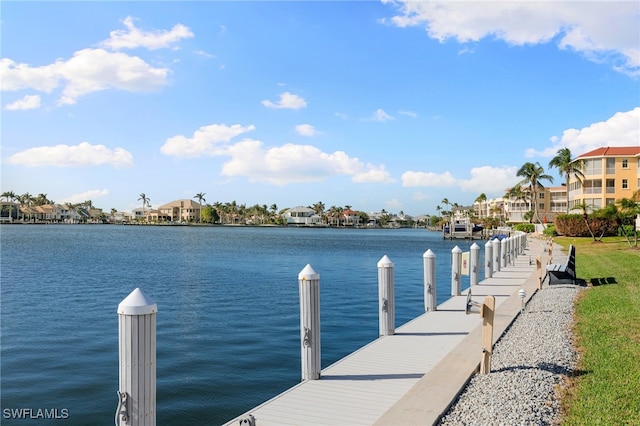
{"left": 539, "top": 203, "right": 545, "bottom": 211}
{"left": 606, "top": 179, "right": 615, "bottom": 193}
{"left": 539, "top": 192, "right": 545, "bottom": 199}
{"left": 606, "top": 158, "right": 615, "bottom": 174}
{"left": 622, "top": 159, "right": 628, "bottom": 169}
{"left": 622, "top": 179, "right": 628, "bottom": 189}
{"left": 583, "top": 159, "right": 602, "bottom": 175}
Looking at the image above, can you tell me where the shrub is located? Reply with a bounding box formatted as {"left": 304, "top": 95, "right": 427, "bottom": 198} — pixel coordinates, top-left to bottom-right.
{"left": 542, "top": 224, "right": 557, "bottom": 237}
{"left": 514, "top": 223, "right": 535, "bottom": 233}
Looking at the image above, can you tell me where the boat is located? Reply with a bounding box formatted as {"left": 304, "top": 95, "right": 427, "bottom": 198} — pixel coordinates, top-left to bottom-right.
{"left": 442, "top": 216, "right": 484, "bottom": 239}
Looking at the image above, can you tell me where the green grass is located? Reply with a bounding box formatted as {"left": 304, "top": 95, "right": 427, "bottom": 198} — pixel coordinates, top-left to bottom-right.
{"left": 554, "top": 237, "right": 640, "bottom": 425}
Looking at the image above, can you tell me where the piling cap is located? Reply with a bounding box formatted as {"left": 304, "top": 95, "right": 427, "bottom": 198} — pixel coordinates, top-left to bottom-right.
{"left": 452, "top": 245, "right": 462, "bottom": 253}
{"left": 118, "top": 288, "right": 157, "bottom": 315}
{"left": 423, "top": 249, "right": 435, "bottom": 258}
{"left": 377, "top": 255, "right": 394, "bottom": 267}
{"left": 298, "top": 264, "right": 319, "bottom": 280}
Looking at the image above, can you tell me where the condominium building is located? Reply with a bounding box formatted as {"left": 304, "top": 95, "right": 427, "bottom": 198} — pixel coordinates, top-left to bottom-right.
{"left": 473, "top": 146, "right": 640, "bottom": 223}
{"left": 568, "top": 146, "right": 640, "bottom": 210}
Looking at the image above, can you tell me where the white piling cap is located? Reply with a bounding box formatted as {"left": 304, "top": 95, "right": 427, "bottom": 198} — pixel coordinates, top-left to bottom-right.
{"left": 423, "top": 249, "right": 435, "bottom": 258}
{"left": 298, "top": 264, "right": 319, "bottom": 280}
{"left": 485, "top": 240, "right": 493, "bottom": 247}
{"left": 377, "top": 255, "right": 394, "bottom": 267}
{"left": 452, "top": 245, "right": 462, "bottom": 253}
{"left": 118, "top": 288, "right": 157, "bottom": 315}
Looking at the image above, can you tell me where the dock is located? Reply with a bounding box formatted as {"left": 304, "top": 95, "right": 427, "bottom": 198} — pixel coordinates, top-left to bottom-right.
{"left": 225, "top": 237, "right": 552, "bottom": 426}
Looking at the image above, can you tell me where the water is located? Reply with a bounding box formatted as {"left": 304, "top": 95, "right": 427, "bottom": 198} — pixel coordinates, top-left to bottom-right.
{"left": 0, "top": 225, "right": 483, "bottom": 424}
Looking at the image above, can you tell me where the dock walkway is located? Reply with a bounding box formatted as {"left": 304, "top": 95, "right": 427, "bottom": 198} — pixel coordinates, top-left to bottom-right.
{"left": 225, "top": 237, "right": 555, "bottom": 425}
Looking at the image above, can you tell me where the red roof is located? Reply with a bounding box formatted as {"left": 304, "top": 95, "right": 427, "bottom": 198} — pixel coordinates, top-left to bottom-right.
{"left": 577, "top": 146, "right": 640, "bottom": 159}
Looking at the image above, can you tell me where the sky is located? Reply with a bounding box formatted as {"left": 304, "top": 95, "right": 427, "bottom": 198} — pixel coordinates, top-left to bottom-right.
{"left": 1, "top": 1, "right": 639, "bottom": 216}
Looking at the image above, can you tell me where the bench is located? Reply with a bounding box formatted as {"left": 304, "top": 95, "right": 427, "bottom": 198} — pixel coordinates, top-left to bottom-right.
{"left": 545, "top": 244, "right": 576, "bottom": 285}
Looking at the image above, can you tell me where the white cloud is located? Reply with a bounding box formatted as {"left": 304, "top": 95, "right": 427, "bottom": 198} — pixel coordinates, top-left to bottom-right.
{"left": 261, "top": 92, "right": 307, "bottom": 109}
{"left": 220, "top": 140, "right": 392, "bottom": 185}
{"left": 0, "top": 18, "right": 189, "bottom": 105}
{"left": 1, "top": 49, "right": 171, "bottom": 105}
{"left": 367, "top": 108, "right": 394, "bottom": 122}
{"left": 398, "top": 110, "right": 417, "bottom": 118}
{"left": 161, "top": 123, "right": 256, "bottom": 157}
{"left": 352, "top": 165, "right": 394, "bottom": 183}
{"left": 457, "top": 166, "right": 520, "bottom": 194}
{"left": 4, "top": 95, "right": 41, "bottom": 110}
{"left": 401, "top": 170, "right": 457, "bottom": 187}
{"left": 0, "top": 58, "right": 60, "bottom": 92}
{"left": 401, "top": 166, "right": 520, "bottom": 198}
{"left": 57, "top": 49, "right": 170, "bottom": 105}
{"left": 6, "top": 142, "right": 134, "bottom": 168}
{"left": 61, "top": 189, "right": 109, "bottom": 205}
{"left": 383, "top": 1, "right": 639, "bottom": 76}
{"left": 100, "top": 16, "right": 194, "bottom": 51}
{"left": 295, "top": 124, "right": 321, "bottom": 136}
{"left": 385, "top": 198, "right": 403, "bottom": 210}
{"left": 526, "top": 107, "right": 640, "bottom": 158}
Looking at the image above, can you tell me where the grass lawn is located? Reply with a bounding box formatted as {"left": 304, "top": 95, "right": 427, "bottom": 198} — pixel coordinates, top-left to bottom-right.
{"left": 553, "top": 236, "right": 640, "bottom": 425}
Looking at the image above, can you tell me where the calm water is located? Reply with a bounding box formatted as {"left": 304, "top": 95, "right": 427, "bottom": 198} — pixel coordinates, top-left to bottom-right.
{"left": 0, "top": 225, "right": 482, "bottom": 424}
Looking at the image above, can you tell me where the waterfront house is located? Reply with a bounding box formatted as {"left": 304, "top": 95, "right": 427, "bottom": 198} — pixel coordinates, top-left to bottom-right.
{"left": 341, "top": 208, "right": 360, "bottom": 227}
{"left": 284, "top": 206, "right": 323, "bottom": 226}
{"left": 153, "top": 199, "right": 204, "bottom": 222}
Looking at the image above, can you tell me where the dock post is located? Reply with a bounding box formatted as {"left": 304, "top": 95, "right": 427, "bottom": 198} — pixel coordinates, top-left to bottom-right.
{"left": 500, "top": 238, "right": 507, "bottom": 269}
{"left": 451, "top": 245, "right": 462, "bottom": 296}
{"left": 480, "top": 295, "right": 495, "bottom": 374}
{"left": 299, "top": 264, "right": 321, "bottom": 381}
{"left": 117, "top": 288, "right": 157, "bottom": 426}
{"left": 470, "top": 243, "right": 480, "bottom": 286}
{"left": 377, "top": 255, "right": 395, "bottom": 336}
{"left": 423, "top": 249, "right": 437, "bottom": 311}
{"left": 484, "top": 240, "right": 493, "bottom": 279}
{"left": 492, "top": 238, "right": 501, "bottom": 272}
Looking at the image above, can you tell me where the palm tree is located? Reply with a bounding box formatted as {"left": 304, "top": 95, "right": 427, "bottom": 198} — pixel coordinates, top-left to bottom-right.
{"left": 474, "top": 193, "right": 488, "bottom": 224}
{"left": 1, "top": 191, "right": 17, "bottom": 222}
{"left": 312, "top": 201, "right": 325, "bottom": 216}
{"left": 505, "top": 184, "right": 531, "bottom": 222}
{"left": 20, "top": 192, "right": 34, "bottom": 221}
{"left": 516, "top": 162, "right": 553, "bottom": 224}
{"left": 548, "top": 147, "right": 584, "bottom": 213}
{"left": 138, "top": 193, "right": 150, "bottom": 222}
{"left": 617, "top": 196, "right": 640, "bottom": 247}
{"left": 194, "top": 192, "right": 206, "bottom": 223}
{"left": 570, "top": 201, "right": 596, "bottom": 240}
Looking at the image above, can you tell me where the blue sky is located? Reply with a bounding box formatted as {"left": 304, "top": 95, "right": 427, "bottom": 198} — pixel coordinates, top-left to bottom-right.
{"left": 2, "top": 1, "right": 639, "bottom": 216}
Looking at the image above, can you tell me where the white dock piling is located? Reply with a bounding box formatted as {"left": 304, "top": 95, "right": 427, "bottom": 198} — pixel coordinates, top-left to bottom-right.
{"left": 451, "top": 246, "right": 462, "bottom": 296}
{"left": 117, "top": 288, "right": 157, "bottom": 426}
{"left": 493, "top": 238, "right": 501, "bottom": 272}
{"left": 377, "top": 255, "right": 395, "bottom": 336}
{"left": 423, "top": 249, "right": 437, "bottom": 311}
{"left": 470, "top": 243, "right": 480, "bottom": 286}
{"left": 500, "top": 238, "right": 508, "bottom": 268}
{"left": 484, "top": 240, "right": 493, "bottom": 279}
{"left": 298, "top": 264, "right": 321, "bottom": 381}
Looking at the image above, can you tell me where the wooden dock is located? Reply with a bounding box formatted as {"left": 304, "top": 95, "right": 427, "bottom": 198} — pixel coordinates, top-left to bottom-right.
{"left": 224, "top": 238, "right": 549, "bottom": 426}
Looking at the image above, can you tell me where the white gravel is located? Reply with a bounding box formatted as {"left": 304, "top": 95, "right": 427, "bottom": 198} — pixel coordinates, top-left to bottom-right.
{"left": 438, "top": 284, "right": 583, "bottom": 426}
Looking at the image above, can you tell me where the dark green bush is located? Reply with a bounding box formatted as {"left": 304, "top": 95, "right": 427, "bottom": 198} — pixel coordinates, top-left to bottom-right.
{"left": 514, "top": 223, "right": 535, "bottom": 233}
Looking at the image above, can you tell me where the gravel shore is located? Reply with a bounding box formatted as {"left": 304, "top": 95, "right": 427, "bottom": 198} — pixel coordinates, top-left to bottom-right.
{"left": 439, "top": 284, "right": 583, "bottom": 426}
